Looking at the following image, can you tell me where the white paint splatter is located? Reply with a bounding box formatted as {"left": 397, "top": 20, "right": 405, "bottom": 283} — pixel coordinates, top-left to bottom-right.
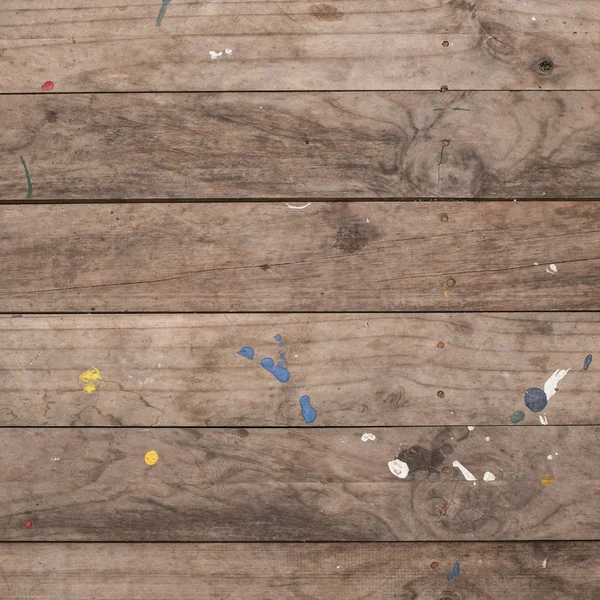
{"left": 539, "top": 414, "right": 549, "bottom": 425}
{"left": 388, "top": 459, "right": 410, "bottom": 479}
{"left": 209, "top": 51, "right": 223, "bottom": 59}
{"left": 546, "top": 263, "right": 557, "bottom": 274}
{"left": 542, "top": 558, "right": 547, "bottom": 569}
{"left": 339, "top": 436, "right": 348, "bottom": 444}
{"left": 453, "top": 460, "right": 477, "bottom": 481}
{"left": 555, "top": 452, "right": 558, "bottom": 456}
{"left": 361, "top": 433, "right": 376, "bottom": 442}
{"left": 544, "top": 368, "right": 570, "bottom": 400}
{"left": 285, "top": 202, "right": 312, "bottom": 210}
{"left": 532, "top": 16, "right": 537, "bottom": 20}
{"left": 485, "top": 436, "right": 491, "bottom": 442}
{"left": 483, "top": 471, "right": 496, "bottom": 482}
{"left": 547, "top": 455, "right": 553, "bottom": 460}
{"left": 50, "top": 457, "right": 61, "bottom": 462}
{"left": 467, "top": 426, "right": 475, "bottom": 431}
{"left": 225, "top": 48, "right": 233, "bottom": 55}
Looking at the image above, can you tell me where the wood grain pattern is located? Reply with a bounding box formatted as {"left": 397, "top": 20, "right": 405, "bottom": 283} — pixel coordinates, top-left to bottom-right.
{"left": 1, "top": 542, "right": 598, "bottom": 599}
{"left": 1, "top": 313, "right": 598, "bottom": 426}
{"left": 1, "top": 426, "right": 598, "bottom": 541}
{"left": 1, "top": 201, "right": 599, "bottom": 312}
{"left": 4, "top": 92, "right": 600, "bottom": 199}
{"left": 1, "top": 0, "right": 598, "bottom": 92}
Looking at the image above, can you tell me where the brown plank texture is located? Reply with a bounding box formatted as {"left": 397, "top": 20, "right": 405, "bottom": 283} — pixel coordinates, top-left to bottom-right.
{"left": 0, "top": 313, "right": 597, "bottom": 426}
{"left": 1, "top": 426, "right": 598, "bottom": 541}
{"left": 1, "top": 0, "right": 599, "bottom": 92}
{"left": 0, "top": 542, "right": 598, "bottom": 599}
{"left": 0, "top": 201, "right": 599, "bottom": 312}
{"left": 3, "top": 92, "right": 600, "bottom": 200}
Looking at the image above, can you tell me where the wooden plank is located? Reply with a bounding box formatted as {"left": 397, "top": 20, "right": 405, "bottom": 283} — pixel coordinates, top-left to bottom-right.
{"left": 3, "top": 92, "right": 600, "bottom": 200}
{"left": 1, "top": 313, "right": 598, "bottom": 427}
{"left": 1, "top": 426, "right": 598, "bottom": 541}
{"left": 0, "top": 201, "right": 599, "bottom": 312}
{"left": 1, "top": 0, "right": 598, "bottom": 92}
{"left": 0, "top": 542, "right": 598, "bottom": 599}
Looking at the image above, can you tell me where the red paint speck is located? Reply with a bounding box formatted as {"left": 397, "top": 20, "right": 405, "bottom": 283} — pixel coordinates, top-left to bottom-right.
{"left": 41, "top": 81, "right": 54, "bottom": 91}
{"left": 25, "top": 520, "right": 32, "bottom": 528}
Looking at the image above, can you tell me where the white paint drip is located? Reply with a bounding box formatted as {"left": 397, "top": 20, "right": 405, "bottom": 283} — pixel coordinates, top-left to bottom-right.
{"left": 546, "top": 263, "right": 557, "bottom": 274}
{"left": 467, "top": 426, "right": 475, "bottom": 431}
{"left": 361, "top": 433, "right": 376, "bottom": 442}
{"left": 453, "top": 460, "right": 477, "bottom": 481}
{"left": 547, "top": 455, "right": 553, "bottom": 460}
{"left": 485, "top": 436, "right": 491, "bottom": 442}
{"left": 483, "top": 471, "right": 496, "bottom": 482}
{"left": 542, "top": 558, "right": 547, "bottom": 569}
{"left": 285, "top": 202, "right": 312, "bottom": 210}
{"left": 544, "top": 368, "right": 570, "bottom": 400}
{"left": 50, "top": 457, "right": 61, "bottom": 462}
{"left": 388, "top": 459, "right": 410, "bottom": 479}
{"left": 225, "top": 48, "right": 233, "bottom": 55}
{"left": 209, "top": 51, "right": 223, "bottom": 59}
{"left": 539, "top": 414, "right": 549, "bottom": 425}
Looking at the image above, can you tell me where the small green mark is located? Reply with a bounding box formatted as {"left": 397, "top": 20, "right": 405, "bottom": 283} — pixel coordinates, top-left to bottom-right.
{"left": 20, "top": 156, "right": 32, "bottom": 199}
{"left": 433, "top": 108, "right": 445, "bottom": 111}
{"left": 511, "top": 410, "right": 525, "bottom": 424}
{"left": 451, "top": 107, "right": 472, "bottom": 111}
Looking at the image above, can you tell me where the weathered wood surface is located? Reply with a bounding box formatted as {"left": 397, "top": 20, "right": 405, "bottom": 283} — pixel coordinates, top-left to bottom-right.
{"left": 1, "top": 0, "right": 598, "bottom": 92}
{"left": 2, "top": 427, "right": 598, "bottom": 541}
{"left": 0, "top": 313, "right": 597, "bottom": 426}
{"left": 0, "top": 542, "right": 598, "bottom": 599}
{"left": 4, "top": 92, "right": 600, "bottom": 199}
{"left": 1, "top": 201, "right": 599, "bottom": 312}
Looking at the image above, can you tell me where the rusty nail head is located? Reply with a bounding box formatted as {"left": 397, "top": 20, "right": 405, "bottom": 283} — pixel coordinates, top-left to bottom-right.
{"left": 442, "top": 41, "right": 449, "bottom": 47}
{"left": 437, "top": 390, "right": 445, "bottom": 398}
{"left": 440, "top": 213, "right": 449, "bottom": 222}
{"left": 446, "top": 278, "right": 456, "bottom": 287}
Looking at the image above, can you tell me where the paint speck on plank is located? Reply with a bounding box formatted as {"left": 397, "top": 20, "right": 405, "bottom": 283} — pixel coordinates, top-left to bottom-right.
{"left": 541, "top": 473, "right": 555, "bottom": 486}
{"left": 546, "top": 263, "right": 557, "bottom": 274}
{"left": 41, "top": 80, "right": 54, "bottom": 91}
{"left": 547, "top": 455, "right": 553, "bottom": 460}
{"left": 542, "top": 558, "right": 548, "bottom": 568}
{"left": 237, "top": 346, "right": 255, "bottom": 360}
{"left": 511, "top": 410, "right": 525, "bottom": 423}
{"left": 260, "top": 357, "right": 290, "bottom": 382}
{"left": 225, "top": 48, "right": 233, "bottom": 55}
{"left": 539, "top": 414, "right": 549, "bottom": 425}
{"left": 361, "top": 433, "right": 376, "bottom": 442}
{"left": 453, "top": 460, "right": 477, "bottom": 481}
{"left": 145, "top": 450, "right": 159, "bottom": 465}
{"left": 299, "top": 395, "right": 317, "bottom": 424}
{"left": 485, "top": 436, "right": 491, "bottom": 441}
{"left": 584, "top": 354, "right": 593, "bottom": 370}
{"left": 524, "top": 387, "right": 547, "bottom": 412}
{"left": 543, "top": 368, "right": 570, "bottom": 400}
{"left": 156, "top": 0, "right": 172, "bottom": 27}
{"left": 209, "top": 51, "right": 223, "bottom": 59}
{"left": 285, "top": 202, "right": 312, "bottom": 210}
{"left": 78, "top": 367, "right": 103, "bottom": 394}
{"left": 388, "top": 459, "right": 410, "bottom": 479}
{"left": 483, "top": 471, "right": 496, "bottom": 482}
{"left": 467, "top": 425, "right": 475, "bottom": 431}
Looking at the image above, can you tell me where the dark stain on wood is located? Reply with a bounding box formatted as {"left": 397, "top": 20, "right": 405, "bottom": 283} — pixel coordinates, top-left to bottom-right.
{"left": 333, "top": 225, "right": 369, "bottom": 254}
{"left": 396, "top": 443, "right": 453, "bottom": 474}
{"left": 309, "top": 4, "right": 344, "bottom": 21}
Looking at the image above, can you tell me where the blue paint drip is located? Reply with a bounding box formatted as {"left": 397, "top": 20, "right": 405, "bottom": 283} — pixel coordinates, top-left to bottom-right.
{"left": 279, "top": 343, "right": 284, "bottom": 347}
{"left": 237, "top": 346, "right": 255, "bottom": 360}
{"left": 524, "top": 387, "right": 547, "bottom": 412}
{"left": 280, "top": 351, "right": 288, "bottom": 364}
{"left": 453, "top": 561, "right": 460, "bottom": 577}
{"left": 156, "top": 0, "right": 172, "bottom": 27}
{"left": 446, "top": 573, "right": 453, "bottom": 581}
{"left": 260, "top": 357, "right": 290, "bottom": 382}
{"left": 584, "top": 354, "right": 593, "bottom": 370}
{"left": 274, "top": 334, "right": 282, "bottom": 341}
{"left": 300, "top": 395, "right": 317, "bottom": 423}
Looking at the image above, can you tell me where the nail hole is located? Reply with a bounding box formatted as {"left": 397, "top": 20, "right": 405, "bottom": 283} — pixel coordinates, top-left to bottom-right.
{"left": 440, "top": 85, "right": 449, "bottom": 93}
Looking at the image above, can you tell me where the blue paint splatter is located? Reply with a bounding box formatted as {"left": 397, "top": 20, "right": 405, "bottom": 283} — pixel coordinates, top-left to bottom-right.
{"left": 237, "top": 346, "right": 255, "bottom": 360}
{"left": 156, "top": 0, "right": 172, "bottom": 27}
{"left": 300, "top": 395, "right": 317, "bottom": 423}
{"left": 260, "top": 357, "right": 290, "bottom": 382}
{"left": 273, "top": 517, "right": 278, "bottom": 523}
{"left": 274, "top": 334, "right": 282, "bottom": 341}
{"left": 280, "top": 352, "right": 288, "bottom": 364}
{"left": 337, "top": 387, "right": 341, "bottom": 391}
{"left": 446, "top": 573, "right": 453, "bottom": 581}
{"left": 453, "top": 561, "right": 460, "bottom": 577}
{"left": 524, "top": 387, "right": 547, "bottom": 412}
{"left": 584, "top": 354, "right": 593, "bottom": 370}
{"left": 279, "top": 343, "right": 284, "bottom": 347}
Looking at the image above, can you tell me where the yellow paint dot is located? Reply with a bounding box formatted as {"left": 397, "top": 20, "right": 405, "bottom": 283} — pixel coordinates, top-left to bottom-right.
{"left": 541, "top": 474, "right": 555, "bottom": 487}
{"left": 78, "top": 367, "right": 103, "bottom": 394}
{"left": 145, "top": 450, "right": 159, "bottom": 466}
{"left": 443, "top": 290, "right": 452, "bottom": 297}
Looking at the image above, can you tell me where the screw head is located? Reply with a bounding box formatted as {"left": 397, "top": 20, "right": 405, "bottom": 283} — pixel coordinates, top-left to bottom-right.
{"left": 446, "top": 278, "right": 456, "bottom": 287}
{"left": 442, "top": 40, "right": 449, "bottom": 47}
{"left": 440, "top": 213, "right": 449, "bottom": 222}
{"left": 437, "top": 341, "right": 445, "bottom": 349}
{"left": 437, "top": 390, "right": 445, "bottom": 398}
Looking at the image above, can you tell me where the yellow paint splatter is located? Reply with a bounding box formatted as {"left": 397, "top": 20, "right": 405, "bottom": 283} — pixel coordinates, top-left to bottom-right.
{"left": 78, "top": 367, "right": 103, "bottom": 394}
{"left": 443, "top": 290, "right": 452, "bottom": 297}
{"left": 541, "top": 474, "right": 555, "bottom": 487}
{"left": 145, "top": 450, "right": 159, "bottom": 466}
